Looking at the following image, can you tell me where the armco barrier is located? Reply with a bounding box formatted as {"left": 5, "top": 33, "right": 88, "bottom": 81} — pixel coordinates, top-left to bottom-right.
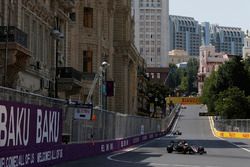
{"left": 209, "top": 117, "right": 250, "bottom": 139}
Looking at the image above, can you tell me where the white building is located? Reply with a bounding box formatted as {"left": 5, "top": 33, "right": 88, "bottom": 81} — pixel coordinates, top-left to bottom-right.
{"left": 168, "top": 49, "right": 190, "bottom": 65}
{"left": 132, "top": 0, "right": 169, "bottom": 67}
{"left": 243, "top": 32, "right": 250, "bottom": 59}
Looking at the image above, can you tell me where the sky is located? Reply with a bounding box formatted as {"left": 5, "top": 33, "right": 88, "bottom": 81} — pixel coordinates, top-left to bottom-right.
{"left": 169, "top": 0, "right": 250, "bottom": 32}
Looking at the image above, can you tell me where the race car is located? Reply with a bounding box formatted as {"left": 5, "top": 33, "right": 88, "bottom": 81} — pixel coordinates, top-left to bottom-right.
{"left": 172, "top": 130, "right": 182, "bottom": 135}
{"left": 166, "top": 140, "right": 207, "bottom": 155}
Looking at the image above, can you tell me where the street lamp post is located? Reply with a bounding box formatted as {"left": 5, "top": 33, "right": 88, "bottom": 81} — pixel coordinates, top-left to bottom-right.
{"left": 51, "top": 16, "right": 64, "bottom": 98}
{"left": 98, "top": 62, "right": 109, "bottom": 140}
{"left": 98, "top": 61, "right": 110, "bottom": 109}
{"left": 3, "top": 1, "right": 13, "bottom": 87}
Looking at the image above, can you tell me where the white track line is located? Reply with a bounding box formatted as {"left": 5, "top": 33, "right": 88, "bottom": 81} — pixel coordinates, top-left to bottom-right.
{"left": 107, "top": 109, "right": 183, "bottom": 161}
{"left": 107, "top": 109, "right": 222, "bottom": 167}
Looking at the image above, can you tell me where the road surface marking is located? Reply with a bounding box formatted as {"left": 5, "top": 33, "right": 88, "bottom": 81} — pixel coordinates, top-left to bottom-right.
{"left": 107, "top": 109, "right": 220, "bottom": 167}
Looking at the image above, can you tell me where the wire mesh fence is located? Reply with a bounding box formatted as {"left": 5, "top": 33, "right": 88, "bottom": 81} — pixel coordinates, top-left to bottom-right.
{"left": 214, "top": 118, "right": 250, "bottom": 132}
{"left": 0, "top": 86, "right": 178, "bottom": 144}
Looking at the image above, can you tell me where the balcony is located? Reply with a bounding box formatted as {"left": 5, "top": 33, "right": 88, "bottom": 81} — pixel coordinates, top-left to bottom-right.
{"left": 0, "top": 26, "right": 28, "bottom": 48}
{"left": 58, "top": 0, "right": 75, "bottom": 12}
{"left": 0, "top": 26, "right": 30, "bottom": 87}
{"left": 57, "top": 67, "right": 82, "bottom": 95}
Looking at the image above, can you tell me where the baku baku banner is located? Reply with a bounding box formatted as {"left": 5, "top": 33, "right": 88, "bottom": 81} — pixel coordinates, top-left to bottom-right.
{"left": 0, "top": 100, "right": 63, "bottom": 167}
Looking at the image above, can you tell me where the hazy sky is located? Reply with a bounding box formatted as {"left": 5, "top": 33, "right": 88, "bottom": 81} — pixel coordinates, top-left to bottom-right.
{"left": 169, "top": 0, "right": 250, "bottom": 32}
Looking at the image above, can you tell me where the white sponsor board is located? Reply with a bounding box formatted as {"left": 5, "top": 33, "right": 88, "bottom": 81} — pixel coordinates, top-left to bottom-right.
{"left": 73, "top": 105, "right": 93, "bottom": 120}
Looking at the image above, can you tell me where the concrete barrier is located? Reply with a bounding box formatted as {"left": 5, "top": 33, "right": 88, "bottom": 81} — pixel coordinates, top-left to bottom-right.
{"left": 209, "top": 117, "right": 250, "bottom": 139}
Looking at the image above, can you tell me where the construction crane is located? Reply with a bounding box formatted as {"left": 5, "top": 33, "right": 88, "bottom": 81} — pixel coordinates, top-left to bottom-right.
{"left": 85, "top": 61, "right": 110, "bottom": 105}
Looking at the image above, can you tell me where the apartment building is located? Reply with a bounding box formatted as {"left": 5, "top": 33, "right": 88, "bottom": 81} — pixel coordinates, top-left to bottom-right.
{"left": 197, "top": 45, "right": 229, "bottom": 95}
{"left": 68, "top": 0, "right": 141, "bottom": 114}
{"left": 169, "top": 15, "right": 201, "bottom": 57}
{"left": 132, "top": 0, "right": 169, "bottom": 67}
{"left": 168, "top": 49, "right": 190, "bottom": 65}
{"left": 201, "top": 23, "right": 244, "bottom": 56}
{"left": 0, "top": 0, "right": 141, "bottom": 115}
{"left": 0, "top": 0, "right": 77, "bottom": 98}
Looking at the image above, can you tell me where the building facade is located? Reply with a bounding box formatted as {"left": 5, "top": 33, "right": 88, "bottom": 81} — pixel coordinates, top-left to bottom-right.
{"left": 0, "top": 0, "right": 142, "bottom": 115}
{"left": 67, "top": 0, "right": 115, "bottom": 106}
{"left": 0, "top": 0, "right": 78, "bottom": 97}
{"left": 201, "top": 23, "right": 244, "bottom": 56}
{"left": 168, "top": 49, "right": 190, "bottom": 65}
{"left": 243, "top": 32, "right": 250, "bottom": 59}
{"left": 146, "top": 67, "right": 168, "bottom": 84}
{"left": 68, "top": 0, "right": 141, "bottom": 114}
{"left": 197, "top": 45, "right": 229, "bottom": 95}
{"left": 132, "top": 0, "right": 169, "bottom": 67}
{"left": 169, "top": 15, "right": 201, "bottom": 57}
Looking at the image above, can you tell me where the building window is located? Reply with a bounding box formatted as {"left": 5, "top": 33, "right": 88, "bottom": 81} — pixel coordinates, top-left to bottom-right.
{"left": 151, "top": 73, "right": 154, "bottom": 78}
{"left": 83, "top": 7, "right": 93, "bottom": 28}
{"left": 156, "top": 73, "right": 160, "bottom": 79}
{"left": 140, "top": 48, "right": 144, "bottom": 53}
{"left": 83, "top": 50, "right": 93, "bottom": 73}
{"left": 69, "top": 12, "right": 76, "bottom": 21}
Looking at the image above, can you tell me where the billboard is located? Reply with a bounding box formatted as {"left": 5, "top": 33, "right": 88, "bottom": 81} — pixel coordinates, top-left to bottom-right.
{"left": 166, "top": 97, "right": 201, "bottom": 105}
{"left": 0, "top": 100, "right": 63, "bottom": 166}
{"left": 73, "top": 104, "right": 93, "bottom": 120}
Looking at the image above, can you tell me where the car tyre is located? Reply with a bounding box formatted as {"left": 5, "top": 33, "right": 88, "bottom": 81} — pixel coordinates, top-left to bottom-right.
{"left": 167, "top": 146, "right": 173, "bottom": 153}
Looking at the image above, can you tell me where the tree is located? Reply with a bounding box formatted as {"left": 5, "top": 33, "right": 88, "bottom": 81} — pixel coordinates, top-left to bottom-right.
{"left": 146, "top": 82, "right": 169, "bottom": 117}
{"left": 179, "top": 76, "right": 188, "bottom": 93}
{"left": 201, "top": 71, "right": 218, "bottom": 113}
{"left": 216, "top": 57, "right": 249, "bottom": 95}
{"left": 215, "top": 87, "right": 250, "bottom": 119}
{"left": 202, "top": 57, "right": 250, "bottom": 114}
{"left": 186, "top": 58, "right": 199, "bottom": 94}
{"left": 166, "top": 64, "right": 178, "bottom": 90}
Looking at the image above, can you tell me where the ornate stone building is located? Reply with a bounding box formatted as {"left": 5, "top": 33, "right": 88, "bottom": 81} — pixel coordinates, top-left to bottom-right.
{"left": 0, "top": 0, "right": 81, "bottom": 98}
{"left": 0, "top": 0, "right": 141, "bottom": 114}
{"left": 69, "top": 0, "right": 140, "bottom": 114}
{"left": 112, "top": 0, "right": 139, "bottom": 114}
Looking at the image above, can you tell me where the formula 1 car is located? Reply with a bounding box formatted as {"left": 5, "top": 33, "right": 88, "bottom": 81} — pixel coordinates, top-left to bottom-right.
{"left": 172, "top": 130, "right": 182, "bottom": 135}
{"left": 166, "top": 140, "right": 207, "bottom": 155}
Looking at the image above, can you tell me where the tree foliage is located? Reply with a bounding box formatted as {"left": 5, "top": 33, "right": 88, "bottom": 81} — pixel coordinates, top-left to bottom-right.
{"left": 166, "top": 58, "right": 199, "bottom": 96}
{"left": 216, "top": 57, "right": 250, "bottom": 95}
{"left": 215, "top": 87, "right": 250, "bottom": 119}
{"left": 201, "top": 71, "right": 218, "bottom": 113}
{"left": 201, "top": 57, "right": 250, "bottom": 118}
{"left": 146, "top": 82, "right": 169, "bottom": 117}
{"left": 186, "top": 58, "right": 199, "bottom": 93}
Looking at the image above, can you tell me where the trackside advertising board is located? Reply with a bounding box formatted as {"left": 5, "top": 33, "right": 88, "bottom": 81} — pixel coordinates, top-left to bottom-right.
{"left": 0, "top": 99, "right": 178, "bottom": 166}
{"left": 166, "top": 97, "right": 201, "bottom": 105}
{"left": 0, "top": 100, "right": 63, "bottom": 167}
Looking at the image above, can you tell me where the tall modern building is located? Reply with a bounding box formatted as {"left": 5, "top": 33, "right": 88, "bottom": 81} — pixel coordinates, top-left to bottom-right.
{"left": 201, "top": 23, "right": 244, "bottom": 56}
{"left": 132, "top": 0, "right": 169, "bottom": 67}
{"left": 169, "top": 15, "right": 201, "bottom": 57}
